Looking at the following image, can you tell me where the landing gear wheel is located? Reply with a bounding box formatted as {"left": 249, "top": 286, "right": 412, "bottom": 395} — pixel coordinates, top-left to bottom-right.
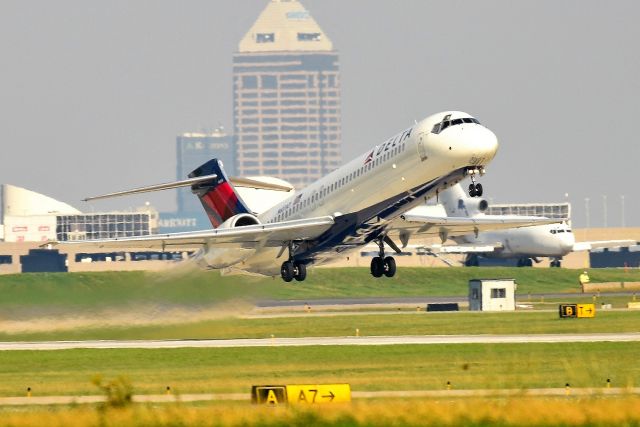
{"left": 468, "top": 183, "right": 477, "bottom": 197}
{"left": 550, "top": 260, "right": 561, "bottom": 268}
{"left": 294, "top": 262, "right": 307, "bottom": 281}
{"left": 383, "top": 256, "right": 396, "bottom": 277}
{"left": 474, "top": 183, "right": 483, "bottom": 197}
{"left": 280, "top": 261, "right": 294, "bottom": 282}
{"left": 465, "top": 254, "right": 480, "bottom": 267}
{"left": 517, "top": 258, "right": 533, "bottom": 267}
{"left": 370, "top": 257, "right": 384, "bottom": 278}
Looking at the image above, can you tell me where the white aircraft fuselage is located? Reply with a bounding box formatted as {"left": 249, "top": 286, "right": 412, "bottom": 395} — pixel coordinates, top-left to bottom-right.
{"left": 202, "top": 111, "right": 499, "bottom": 275}
{"left": 456, "top": 223, "right": 575, "bottom": 258}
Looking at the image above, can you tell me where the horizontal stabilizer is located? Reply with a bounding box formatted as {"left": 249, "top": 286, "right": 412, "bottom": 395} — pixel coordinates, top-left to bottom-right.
{"left": 83, "top": 174, "right": 292, "bottom": 202}
{"left": 83, "top": 174, "right": 218, "bottom": 201}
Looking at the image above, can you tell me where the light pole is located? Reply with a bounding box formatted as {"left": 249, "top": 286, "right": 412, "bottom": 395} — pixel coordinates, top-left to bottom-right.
{"left": 584, "top": 197, "right": 590, "bottom": 240}
{"left": 603, "top": 195, "right": 607, "bottom": 228}
{"left": 621, "top": 195, "right": 626, "bottom": 228}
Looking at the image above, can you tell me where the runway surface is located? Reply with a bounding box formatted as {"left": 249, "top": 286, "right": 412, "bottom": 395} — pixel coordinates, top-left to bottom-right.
{"left": 256, "top": 291, "right": 639, "bottom": 308}
{"left": 1, "top": 332, "right": 639, "bottom": 351}
{"left": 2, "top": 387, "right": 640, "bottom": 406}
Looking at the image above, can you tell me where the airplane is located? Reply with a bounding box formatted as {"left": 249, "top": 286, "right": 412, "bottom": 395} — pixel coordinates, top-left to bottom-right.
{"left": 61, "top": 111, "right": 560, "bottom": 281}
{"left": 419, "top": 183, "right": 636, "bottom": 267}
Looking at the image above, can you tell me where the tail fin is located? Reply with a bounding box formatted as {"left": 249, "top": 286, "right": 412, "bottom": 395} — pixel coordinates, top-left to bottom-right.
{"left": 189, "top": 159, "right": 251, "bottom": 228}
{"left": 440, "top": 183, "right": 488, "bottom": 218}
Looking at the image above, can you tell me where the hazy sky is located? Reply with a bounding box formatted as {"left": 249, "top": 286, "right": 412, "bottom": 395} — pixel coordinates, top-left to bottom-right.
{"left": 1, "top": 1, "right": 638, "bottom": 227}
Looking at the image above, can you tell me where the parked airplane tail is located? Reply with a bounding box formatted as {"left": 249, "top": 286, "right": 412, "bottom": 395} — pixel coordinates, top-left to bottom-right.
{"left": 189, "top": 159, "right": 252, "bottom": 228}
{"left": 440, "top": 182, "right": 488, "bottom": 218}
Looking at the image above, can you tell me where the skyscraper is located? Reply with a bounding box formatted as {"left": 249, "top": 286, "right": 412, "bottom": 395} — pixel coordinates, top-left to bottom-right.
{"left": 233, "top": 0, "right": 341, "bottom": 188}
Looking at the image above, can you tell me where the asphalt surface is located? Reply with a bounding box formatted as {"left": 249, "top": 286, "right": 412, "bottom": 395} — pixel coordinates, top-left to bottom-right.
{"left": 1, "top": 332, "right": 639, "bottom": 351}
{"left": 256, "top": 291, "right": 639, "bottom": 308}
{"left": 2, "top": 387, "right": 640, "bottom": 406}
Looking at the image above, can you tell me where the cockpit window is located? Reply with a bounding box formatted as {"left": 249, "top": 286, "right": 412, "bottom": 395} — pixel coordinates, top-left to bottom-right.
{"left": 432, "top": 117, "right": 480, "bottom": 134}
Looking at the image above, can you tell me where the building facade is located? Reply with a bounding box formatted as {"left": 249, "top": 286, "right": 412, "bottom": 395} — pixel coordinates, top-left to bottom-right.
{"left": 233, "top": 0, "right": 341, "bottom": 189}
{"left": 1, "top": 184, "right": 156, "bottom": 243}
{"left": 176, "top": 129, "right": 235, "bottom": 213}
{"left": 487, "top": 202, "right": 571, "bottom": 222}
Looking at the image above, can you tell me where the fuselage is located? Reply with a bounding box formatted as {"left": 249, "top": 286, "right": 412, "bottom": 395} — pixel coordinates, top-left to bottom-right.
{"left": 456, "top": 222, "right": 575, "bottom": 258}
{"left": 226, "top": 111, "right": 499, "bottom": 275}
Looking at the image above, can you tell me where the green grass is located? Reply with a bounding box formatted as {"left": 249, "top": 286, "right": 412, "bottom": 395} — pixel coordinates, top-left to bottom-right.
{"left": 0, "top": 342, "right": 638, "bottom": 397}
{"left": 3, "top": 397, "right": 640, "bottom": 427}
{"left": 1, "top": 310, "right": 639, "bottom": 342}
{"left": 1, "top": 268, "right": 639, "bottom": 312}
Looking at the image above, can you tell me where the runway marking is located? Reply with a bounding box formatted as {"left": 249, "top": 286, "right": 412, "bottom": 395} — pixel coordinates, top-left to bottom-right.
{"left": 1, "top": 333, "right": 640, "bottom": 351}
{"left": 1, "top": 388, "right": 639, "bottom": 406}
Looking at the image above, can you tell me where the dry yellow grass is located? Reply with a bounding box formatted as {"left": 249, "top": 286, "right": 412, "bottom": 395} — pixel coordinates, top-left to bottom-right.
{"left": 1, "top": 396, "right": 640, "bottom": 426}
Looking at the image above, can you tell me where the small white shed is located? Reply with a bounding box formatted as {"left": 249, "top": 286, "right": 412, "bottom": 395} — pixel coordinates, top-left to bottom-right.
{"left": 469, "top": 279, "right": 516, "bottom": 311}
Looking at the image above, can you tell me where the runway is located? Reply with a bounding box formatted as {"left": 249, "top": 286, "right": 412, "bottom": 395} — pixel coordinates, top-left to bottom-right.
{"left": 1, "top": 332, "right": 639, "bottom": 351}
{"left": 2, "top": 387, "right": 640, "bottom": 406}
{"left": 256, "top": 291, "right": 640, "bottom": 308}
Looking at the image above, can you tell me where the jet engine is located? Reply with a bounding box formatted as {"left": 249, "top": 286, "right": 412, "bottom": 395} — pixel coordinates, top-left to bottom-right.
{"left": 218, "top": 213, "right": 261, "bottom": 228}
{"left": 194, "top": 213, "right": 262, "bottom": 269}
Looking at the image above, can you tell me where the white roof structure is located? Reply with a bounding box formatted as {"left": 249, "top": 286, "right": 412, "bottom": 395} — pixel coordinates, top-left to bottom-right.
{"left": 238, "top": 0, "right": 333, "bottom": 53}
{"left": 1, "top": 184, "right": 81, "bottom": 219}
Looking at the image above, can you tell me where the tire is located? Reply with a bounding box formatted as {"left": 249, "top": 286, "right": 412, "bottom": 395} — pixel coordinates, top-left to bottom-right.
{"left": 370, "top": 257, "right": 384, "bottom": 278}
{"left": 465, "top": 254, "right": 479, "bottom": 267}
{"left": 280, "top": 261, "right": 294, "bottom": 282}
{"left": 468, "top": 183, "right": 476, "bottom": 197}
{"left": 383, "top": 256, "right": 396, "bottom": 277}
{"left": 475, "top": 183, "right": 483, "bottom": 197}
{"left": 294, "top": 262, "right": 307, "bottom": 281}
{"left": 524, "top": 258, "right": 533, "bottom": 267}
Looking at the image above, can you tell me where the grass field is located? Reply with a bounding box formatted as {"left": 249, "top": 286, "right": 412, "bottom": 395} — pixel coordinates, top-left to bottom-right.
{"left": 1, "top": 267, "right": 639, "bottom": 341}
{"left": 1, "top": 310, "right": 639, "bottom": 342}
{"left": 2, "top": 397, "right": 640, "bottom": 427}
{"left": 1, "top": 342, "right": 638, "bottom": 397}
{"left": 1, "top": 268, "right": 639, "bottom": 312}
{"left": 1, "top": 269, "right": 639, "bottom": 425}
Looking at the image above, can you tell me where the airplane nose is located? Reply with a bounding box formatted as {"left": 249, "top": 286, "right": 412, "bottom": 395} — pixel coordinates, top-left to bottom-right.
{"left": 449, "top": 125, "right": 499, "bottom": 166}
{"left": 475, "top": 127, "right": 499, "bottom": 163}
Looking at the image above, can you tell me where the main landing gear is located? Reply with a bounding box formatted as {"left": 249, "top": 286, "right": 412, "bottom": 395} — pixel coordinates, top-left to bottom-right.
{"left": 370, "top": 238, "right": 396, "bottom": 278}
{"left": 516, "top": 257, "right": 533, "bottom": 267}
{"left": 280, "top": 242, "right": 307, "bottom": 282}
{"left": 550, "top": 259, "right": 562, "bottom": 268}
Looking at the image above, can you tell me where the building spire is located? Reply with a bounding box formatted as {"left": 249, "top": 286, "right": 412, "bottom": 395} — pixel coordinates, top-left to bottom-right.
{"left": 238, "top": 0, "right": 333, "bottom": 53}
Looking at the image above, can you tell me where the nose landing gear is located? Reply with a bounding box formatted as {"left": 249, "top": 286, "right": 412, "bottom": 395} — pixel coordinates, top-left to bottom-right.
{"left": 468, "top": 182, "right": 483, "bottom": 197}
{"left": 467, "top": 169, "right": 484, "bottom": 197}
{"left": 370, "top": 237, "right": 397, "bottom": 278}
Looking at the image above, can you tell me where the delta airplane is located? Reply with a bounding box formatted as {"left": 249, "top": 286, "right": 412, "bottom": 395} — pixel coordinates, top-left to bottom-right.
{"left": 420, "top": 183, "right": 635, "bottom": 267}
{"left": 65, "top": 111, "right": 559, "bottom": 281}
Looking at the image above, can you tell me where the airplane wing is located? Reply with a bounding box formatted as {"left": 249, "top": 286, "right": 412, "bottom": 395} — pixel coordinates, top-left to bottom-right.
{"left": 572, "top": 240, "right": 637, "bottom": 252}
{"left": 428, "top": 242, "right": 503, "bottom": 254}
{"left": 389, "top": 213, "right": 562, "bottom": 246}
{"left": 55, "top": 216, "right": 335, "bottom": 250}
